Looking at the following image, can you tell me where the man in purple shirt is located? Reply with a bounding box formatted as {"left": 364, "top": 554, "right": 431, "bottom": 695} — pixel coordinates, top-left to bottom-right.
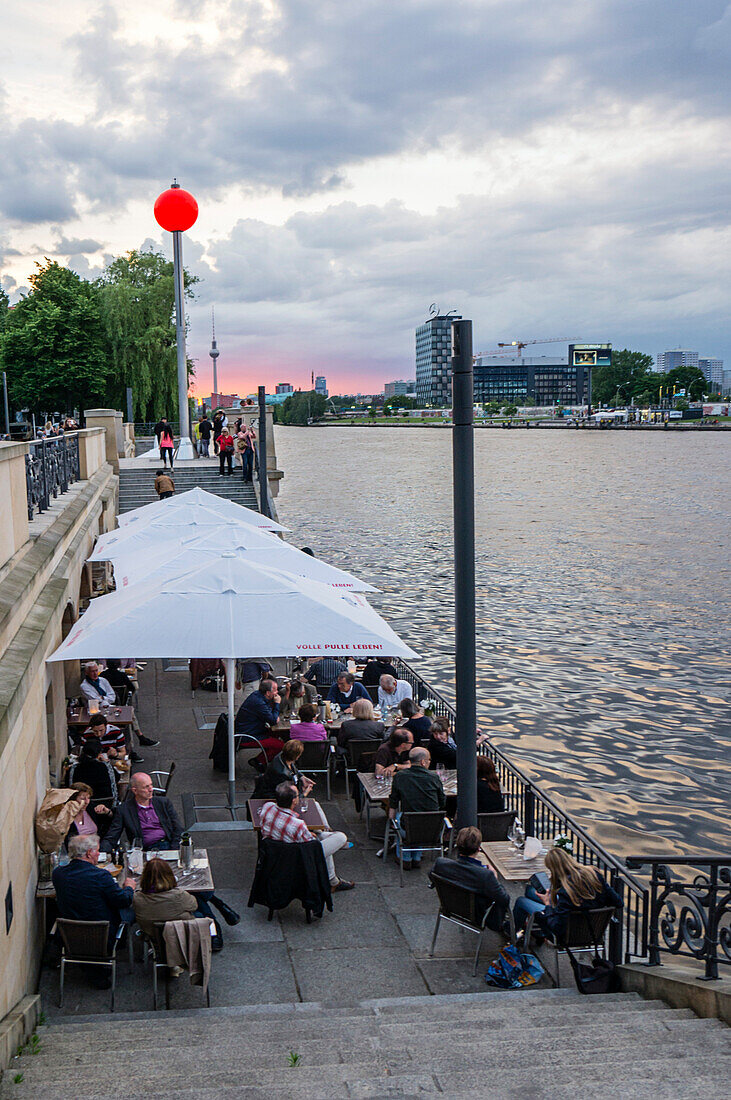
{"left": 102, "top": 773, "right": 183, "bottom": 852}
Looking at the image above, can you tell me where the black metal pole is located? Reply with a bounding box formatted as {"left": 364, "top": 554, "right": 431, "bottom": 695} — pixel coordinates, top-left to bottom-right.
{"left": 257, "top": 386, "right": 271, "bottom": 518}
{"left": 451, "top": 318, "right": 477, "bottom": 829}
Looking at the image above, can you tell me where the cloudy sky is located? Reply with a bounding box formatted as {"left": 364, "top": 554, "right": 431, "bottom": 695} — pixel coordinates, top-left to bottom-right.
{"left": 2, "top": 1, "right": 730, "bottom": 397}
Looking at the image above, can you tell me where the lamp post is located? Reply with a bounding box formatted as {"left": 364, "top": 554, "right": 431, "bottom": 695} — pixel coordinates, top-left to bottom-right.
{"left": 154, "top": 180, "right": 199, "bottom": 460}
{"left": 451, "top": 318, "right": 477, "bottom": 829}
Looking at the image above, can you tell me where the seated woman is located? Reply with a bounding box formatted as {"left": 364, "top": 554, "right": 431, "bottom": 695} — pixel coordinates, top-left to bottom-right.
{"left": 68, "top": 740, "right": 119, "bottom": 815}
{"left": 253, "top": 740, "right": 315, "bottom": 800}
{"left": 133, "top": 857, "right": 198, "bottom": 938}
{"left": 395, "top": 699, "right": 432, "bottom": 744}
{"left": 476, "top": 756, "right": 505, "bottom": 814}
{"left": 513, "top": 847, "right": 623, "bottom": 940}
{"left": 65, "top": 781, "right": 110, "bottom": 842}
{"left": 336, "top": 698, "right": 385, "bottom": 748}
{"left": 279, "top": 678, "right": 317, "bottom": 721}
{"left": 427, "top": 718, "right": 457, "bottom": 769}
{"left": 290, "top": 703, "right": 328, "bottom": 741}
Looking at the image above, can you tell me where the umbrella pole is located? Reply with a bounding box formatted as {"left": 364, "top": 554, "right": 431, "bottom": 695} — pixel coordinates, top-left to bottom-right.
{"left": 226, "top": 657, "right": 236, "bottom": 814}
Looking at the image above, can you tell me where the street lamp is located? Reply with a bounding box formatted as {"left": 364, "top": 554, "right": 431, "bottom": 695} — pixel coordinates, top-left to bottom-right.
{"left": 451, "top": 318, "right": 477, "bottom": 829}
{"left": 154, "top": 180, "right": 199, "bottom": 460}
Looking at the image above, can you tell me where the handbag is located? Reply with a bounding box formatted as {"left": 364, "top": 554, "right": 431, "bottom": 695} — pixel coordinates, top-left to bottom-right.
{"left": 485, "top": 943, "right": 544, "bottom": 989}
{"left": 565, "top": 946, "right": 620, "bottom": 994}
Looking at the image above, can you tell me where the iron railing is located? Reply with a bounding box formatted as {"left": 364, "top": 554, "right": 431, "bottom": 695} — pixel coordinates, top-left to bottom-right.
{"left": 625, "top": 856, "right": 731, "bottom": 980}
{"left": 394, "top": 658, "right": 649, "bottom": 966}
{"left": 253, "top": 442, "right": 276, "bottom": 521}
{"left": 25, "top": 434, "right": 81, "bottom": 520}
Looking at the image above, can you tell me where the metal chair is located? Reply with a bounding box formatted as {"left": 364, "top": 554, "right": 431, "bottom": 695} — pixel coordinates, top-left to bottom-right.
{"left": 448, "top": 809, "right": 517, "bottom": 855}
{"left": 297, "top": 740, "right": 334, "bottom": 800}
{"left": 114, "top": 685, "right": 134, "bottom": 707}
{"left": 151, "top": 761, "right": 176, "bottom": 797}
{"left": 143, "top": 919, "right": 212, "bottom": 1010}
{"left": 56, "top": 918, "right": 126, "bottom": 1011}
{"left": 383, "top": 811, "right": 448, "bottom": 886}
{"left": 428, "top": 871, "right": 503, "bottom": 975}
{"left": 343, "top": 738, "right": 381, "bottom": 797}
{"left": 365, "top": 685, "right": 380, "bottom": 705}
{"left": 233, "top": 734, "right": 267, "bottom": 776}
{"left": 524, "top": 906, "right": 617, "bottom": 987}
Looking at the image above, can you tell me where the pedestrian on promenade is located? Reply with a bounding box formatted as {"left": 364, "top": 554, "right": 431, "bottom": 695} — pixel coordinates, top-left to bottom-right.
{"left": 242, "top": 422, "right": 256, "bottom": 482}
{"left": 197, "top": 415, "right": 212, "bottom": 457}
{"left": 159, "top": 423, "right": 175, "bottom": 469}
{"left": 212, "top": 410, "right": 224, "bottom": 454}
{"left": 154, "top": 469, "right": 175, "bottom": 499}
{"left": 217, "top": 426, "right": 235, "bottom": 476}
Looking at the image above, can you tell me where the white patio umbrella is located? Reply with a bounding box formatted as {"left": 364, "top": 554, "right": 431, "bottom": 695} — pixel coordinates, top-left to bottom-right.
{"left": 89, "top": 503, "right": 281, "bottom": 562}
{"left": 118, "top": 487, "right": 288, "bottom": 533}
{"left": 111, "top": 531, "right": 378, "bottom": 593}
{"left": 48, "top": 553, "right": 416, "bottom": 810}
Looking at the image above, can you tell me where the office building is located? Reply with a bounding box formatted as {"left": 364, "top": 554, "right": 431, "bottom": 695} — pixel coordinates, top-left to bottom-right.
{"left": 472, "top": 344, "right": 611, "bottom": 407}
{"left": 656, "top": 349, "right": 699, "bottom": 373}
{"left": 384, "top": 380, "right": 416, "bottom": 397}
{"left": 315, "top": 376, "right": 328, "bottom": 397}
{"left": 698, "top": 358, "right": 724, "bottom": 390}
{"left": 276, "top": 382, "right": 294, "bottom": 395}
{"left": 416, "top": 313, "right": 461, "bottom": 405}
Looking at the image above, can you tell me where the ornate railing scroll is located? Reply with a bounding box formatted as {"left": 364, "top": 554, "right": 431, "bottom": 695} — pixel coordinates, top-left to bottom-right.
{"left": 25, "top": 434, "right": 81, "bottom": 520}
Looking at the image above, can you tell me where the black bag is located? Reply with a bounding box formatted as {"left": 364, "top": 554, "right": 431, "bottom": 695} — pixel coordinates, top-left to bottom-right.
{"left": 566, "top": 947, "right": 620, "bottom": 995}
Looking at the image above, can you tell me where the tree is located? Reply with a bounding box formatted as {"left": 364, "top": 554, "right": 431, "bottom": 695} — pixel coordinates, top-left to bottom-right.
{"left": 1, "top": 261, "right": 110, "bottom": 416}
{"left": 0, "top": 288, "right": 9, "bottom": 334}
{"left": 276, "top": 390, "right": 327, "bottom": 425}
{"left": 385, "top": 394, "right": 417, "bottom": 410}
{"left": 96, "top": 248, "right": 198, "bottom": 423}
{"left": 592, "top": 348, "right": 654, "bottom": 406}
{"left": 502, "top": 404, "right": 518, "bottom": 417}
{"left": 484, "top": 401, "right": 500, "bottom": 416}
{"left": 664, "top": 365, "right": 706, "bottom": 401}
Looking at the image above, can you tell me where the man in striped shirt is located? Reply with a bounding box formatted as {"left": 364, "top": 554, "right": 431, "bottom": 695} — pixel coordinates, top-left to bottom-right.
{"left": 260, "top": 783, "right": 354, "bottom": 891}
{"left": 304, "top": 656, "right": 347, "bottom": 692}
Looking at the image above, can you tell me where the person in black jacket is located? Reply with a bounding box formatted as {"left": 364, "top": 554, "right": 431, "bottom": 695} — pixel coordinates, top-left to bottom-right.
{"left": 396, "top": 698, "right": 433, "bottom": 744}
{"left": 476, "top": 755, "right": 505, "bottom": 814}
{"left": 362, "top": 657, "right": 398, "bottom": 686}
{"left": 253, "top": 741, "right": 315, "bottom": 801}
{"left": 101, "top": 773, "right": 183, "bottom": 852}
{"left": 432, "top": 827, "right": 509, "bottom": 931}
{"left": 68, "top": 741, "right": 119, "bottom": 815}
{"left": 513, "top": 847, "right": 623, "bottom": 938}
{"left": 53, "top": 834, "right": 136, "bottom": 967}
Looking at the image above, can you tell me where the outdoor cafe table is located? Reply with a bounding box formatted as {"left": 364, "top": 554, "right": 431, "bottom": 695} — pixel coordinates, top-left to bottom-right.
{"left": 36, "top": 849, "right": 215, "bottom": 898}
{"left": 480, "top": 840, "right": 546, "bottom": 883}
{"left": 357, "top": 769, "right": 457, "bottom": 838}
{"left": 67, "top": 704, "right": 135, "bottom": 728}
{"left": 247, "top": 798, "right": 329, "bottom": 833}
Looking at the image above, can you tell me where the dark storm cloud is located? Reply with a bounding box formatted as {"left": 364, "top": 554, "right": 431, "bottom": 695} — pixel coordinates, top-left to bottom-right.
{"left": 1, "top": 0, "right": 727, "bottom": 219}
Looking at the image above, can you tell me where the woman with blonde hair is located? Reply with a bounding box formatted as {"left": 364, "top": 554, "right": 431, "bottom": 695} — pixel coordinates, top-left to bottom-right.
{"left": 513, "top": 846, "right": 622, "bottom": 939}
{"left": 336, "top": 697, "right": 385, "bottom": 747}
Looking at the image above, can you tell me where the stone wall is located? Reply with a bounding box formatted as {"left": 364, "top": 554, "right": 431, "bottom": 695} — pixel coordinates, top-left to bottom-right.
{"left": 0, "top": 435, "right": 117, "bottom": 1059}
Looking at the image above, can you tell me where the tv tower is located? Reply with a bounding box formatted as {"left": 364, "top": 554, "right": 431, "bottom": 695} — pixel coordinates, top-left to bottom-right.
{"left": 209, "top": 307, "right": 220, "bottom": 396}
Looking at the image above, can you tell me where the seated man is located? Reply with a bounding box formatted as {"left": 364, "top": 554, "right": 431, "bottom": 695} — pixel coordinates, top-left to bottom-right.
{"left": 303, "top": 656, "right": 347, "bottom": 693}
{"left": 362, "top": 656, "right": 398, "bottom": 687}
{"left": 279, "top": 677, "right": 317, "bottom": 721}
{"left": 102, "top": 659, "right": 159, "bottom": 750}
{"left": 327, "top": 672, "right": 370, "bottom": 713}
{"left": 375, "top": 729, "right": 414, "bottom": 776}
{"left": 52, "top": 834, "right": 136, "bottom": 980}
{"left": 234, "top": 677, "right": 284, "bottom": 765}
{"left": 79, "top": 714, "right": 126, "bottom": 757}
{"left": 388, "top": 746, "right": 446, "bottom": 869}
{"left": 79, "top": 661, "right": 116, "bottom": 707}
{"left": 378, "top": 674, "right": 413, "bottom": 718}
{"left": 102, "top": 773, "right": 183, "bottom": 852}
{"left": 260, "top": 782, "right": 354, "bottom": 892}
{"left": 432, "top": 826, "right": 509, "bottom": 931}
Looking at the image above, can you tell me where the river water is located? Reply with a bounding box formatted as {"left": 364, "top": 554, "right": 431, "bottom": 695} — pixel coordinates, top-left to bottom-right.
{"left": 274, "top": 426, "right": 730, "bottom": 856}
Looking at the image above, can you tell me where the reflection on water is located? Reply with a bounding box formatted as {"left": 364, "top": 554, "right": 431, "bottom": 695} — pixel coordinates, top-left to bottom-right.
{"left": 276, "top": 426, "right": 731, "bottom": 855}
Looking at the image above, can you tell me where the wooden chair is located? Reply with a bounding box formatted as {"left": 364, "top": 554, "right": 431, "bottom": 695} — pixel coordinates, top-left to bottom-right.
{"left": 524, "top": 906, "right": 617, "bottom": 987}
{"left": 56, "top": 918, "right": 126, "bottom": 1011}
{"left": 383, "top": 811, "right": 448, "bottom": 886}
{"left": 428, "top": 871, "right": 504, "bottom": 975}
{"left": 151, "top": 761, "right": 176, "bottom": 797}
{"left": 297, "top": 740, "right": 334, "bottom": 800}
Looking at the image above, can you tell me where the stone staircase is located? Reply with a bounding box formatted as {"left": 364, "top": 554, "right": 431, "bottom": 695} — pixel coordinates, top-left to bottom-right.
{"left": 118, "top": 453, "right": 258, "bottom": 514}
{"left": 3, "top": 990, "right": 727, "bottom": 1099}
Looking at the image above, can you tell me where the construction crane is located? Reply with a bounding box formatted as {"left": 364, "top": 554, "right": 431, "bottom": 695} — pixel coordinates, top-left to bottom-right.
{"left": 474, "top": 337, "right": 572, "bottom": 362}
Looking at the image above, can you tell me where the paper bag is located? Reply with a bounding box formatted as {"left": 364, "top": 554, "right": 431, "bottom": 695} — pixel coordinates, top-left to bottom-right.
{"left": 523, "top": 836, "right": 543, "bottom": 861}
{"left": 35, "top": 788, "right": 83, "bottom": 853}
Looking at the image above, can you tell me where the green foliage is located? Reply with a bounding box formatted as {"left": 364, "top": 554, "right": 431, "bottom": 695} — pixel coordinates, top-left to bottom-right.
{"left": 1, "top": 261, "right": 111, "bottom": 415}
{"left": 287, "top": 1052, "right": 302, "bottom": 1067}
{"left": 276, "top": 390, "right": 327, "bottom": 425}
{"left": 0, "top": 287, "right": 9, "bottom": 333}
{"left": 382, "top": 404, "right": 392, "bottom": 416}
{"left": 384, "top": 394, "right": 417, "bottom": 410}
{"left": 484, "top": 401, "right": 500, "bottom": 415}
{"left": 96, "top": 248, "right": 197, "bottom": 423}
{"left": 663, "top": 365, "right": 706, "bottom": 400}
{"left": 13, "top": 1073, "right": 24, "bottom": 1084}
{"left": 592, "top": 348, "right": 654, "bottom": 406}
{"left": 368, "top": 404, "right": 377, "bottom": 419}
{"left": 502, "top": 404, "right": 518, "bottom": 417}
